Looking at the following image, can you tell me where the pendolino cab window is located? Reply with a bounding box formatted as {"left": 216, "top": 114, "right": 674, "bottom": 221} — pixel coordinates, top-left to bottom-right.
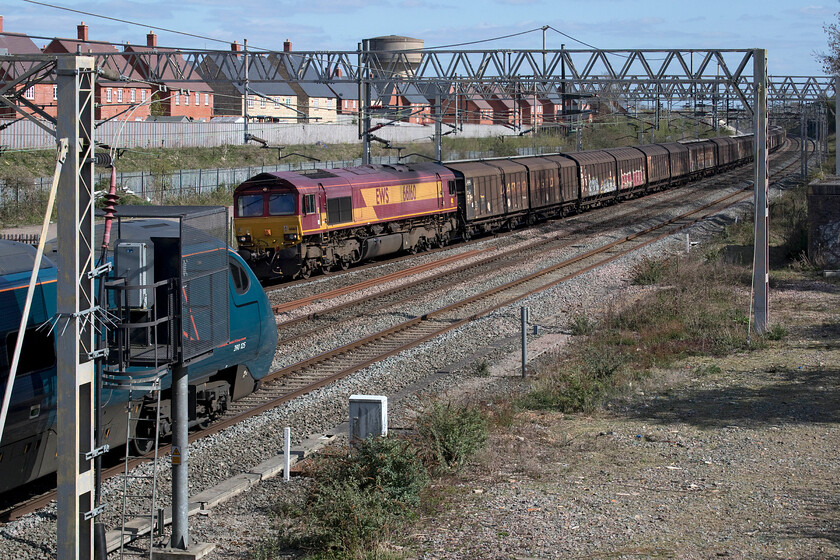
{"left": 268, "top": 193, "right": 297, "bottom": 215}
{"left": 229, "top": 259, "right": 250, "bottom": 295}
{"left": 237, "top": 194, "right": 264, "bottom": 217}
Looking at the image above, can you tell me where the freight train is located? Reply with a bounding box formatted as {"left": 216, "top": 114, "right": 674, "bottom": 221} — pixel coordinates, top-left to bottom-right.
{"left": 234, "top": 128, "right": 786, "bottom": 281}
{"left": 0, "top": 217, "right": 277, "bottom": 493}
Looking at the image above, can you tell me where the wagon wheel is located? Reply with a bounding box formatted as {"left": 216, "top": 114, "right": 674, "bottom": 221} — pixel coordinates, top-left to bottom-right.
{"left": 131, "top": 433, "right": 155, "bottom": 457}
{"left": 298, "top": 264, "right": 311, "bottom": 279}
{"left": 339, "top": 259, "right": 350, "bottom": 270}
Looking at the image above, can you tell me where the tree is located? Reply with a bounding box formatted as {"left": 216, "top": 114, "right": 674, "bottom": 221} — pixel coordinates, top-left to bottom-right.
{"left": 817, "top": 13, "right": 840, "bottom": 75}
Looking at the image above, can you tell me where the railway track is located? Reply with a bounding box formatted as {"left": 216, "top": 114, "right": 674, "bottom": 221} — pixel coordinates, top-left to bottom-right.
{"left": 0, "top": 138, "right": 808, "bottom": 523}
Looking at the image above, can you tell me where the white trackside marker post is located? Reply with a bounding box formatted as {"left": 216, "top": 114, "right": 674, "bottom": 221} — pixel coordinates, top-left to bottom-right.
{"left": 284, "top": 427, "right": 291, "bottom": 482}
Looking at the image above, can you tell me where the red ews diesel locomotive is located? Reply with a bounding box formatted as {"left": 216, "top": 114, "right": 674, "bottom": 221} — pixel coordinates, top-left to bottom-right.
{"left": 233, "top": 162, "right": 458, "bottom": 279}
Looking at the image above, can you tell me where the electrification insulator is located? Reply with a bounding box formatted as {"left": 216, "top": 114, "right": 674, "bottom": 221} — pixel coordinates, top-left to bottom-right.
{"left": 101, "top": 190, "right": 120, "bottom": 220}
{"left": 94, "top": 153, "right": 113, "bottom": 166}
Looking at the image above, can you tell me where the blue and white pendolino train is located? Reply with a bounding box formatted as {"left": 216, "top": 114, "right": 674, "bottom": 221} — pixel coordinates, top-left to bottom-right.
{"left": 0, "top": 216, "right": 277, "bottom": 494}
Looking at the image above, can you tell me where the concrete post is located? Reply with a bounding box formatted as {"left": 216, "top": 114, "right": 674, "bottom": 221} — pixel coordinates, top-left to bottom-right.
{"left": 56, "top": 54, "right": 96, "bottom": 560}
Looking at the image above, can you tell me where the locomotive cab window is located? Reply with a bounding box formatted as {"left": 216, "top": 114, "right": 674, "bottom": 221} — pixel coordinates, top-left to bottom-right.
{"left": 448, "top": 180, "right": 456, "bottom": 196}
{"left": 303, "top": 194, "right": 317, "bottom": 215}
{"left": 269, "top": 193, "right": 297, "bottom": 216}
{"left": 237, "top": 194, "right": 264, "bottom": 217}
{"left": 229, "top": 258, "right": 251, "bottom": 295}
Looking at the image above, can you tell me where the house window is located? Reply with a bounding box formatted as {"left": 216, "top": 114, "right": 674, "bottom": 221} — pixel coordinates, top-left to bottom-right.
{"left": 117, "top": 89, "right": 123, "bottom": 103}
{"left": 141, "top": 90, "right": 146, "bottom": 102}
{"left": 130, "top": 89, "right": 136, "bottom": 103}
{"left": 285, "top": 97, "right": 291, "bottom": 105}
{"left": 260, "top": 97, "right": 265, "bottom": 109}
{"left": 274, "top": 96, "right": 280, "bottom": 108}
{"left": 106, "top": 88, "right": 112, "bottom": 103}
{"left": 25, "top": 87, "right": 34, "bottom": 100}
{"left": 185, "top": 93, "right": 189, "bottom": 106}
{"left": 195, "top": 92, "right": 199, "bottom": 106}
{"left": 205, "top": 93, "right": 209, "bottom": 105}
{"left": 313, "top": 99, "right": 319, "bottom": 108}
{"left": 53, "top": 85, "right": 57, "bottom": 100}
{"left": 175, "top": 94, "right": 180, "bottom": 106}
{"left": 247, "top": 95, "right": 254, "bottom": 108}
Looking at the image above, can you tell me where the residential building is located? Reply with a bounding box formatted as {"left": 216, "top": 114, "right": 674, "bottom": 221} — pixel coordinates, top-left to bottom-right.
{"left": 43, "top": 22, "right": 152, "bottom": 121}
{"left": 124, "top": 32, "right": 214, "bottom": 121}
{"left": 269, "top": 40, "right": 338, "bottom": 123}
{"left": 200, "top": 42, "right": 299, "bottom": 122}
{"left": 0, "top": 16, "right": 57, "bottom": 119}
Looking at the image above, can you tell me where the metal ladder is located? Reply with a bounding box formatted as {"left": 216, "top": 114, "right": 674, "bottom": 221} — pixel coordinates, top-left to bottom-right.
{"left": 104, "top": 368, "right": 167, "bottom": 560}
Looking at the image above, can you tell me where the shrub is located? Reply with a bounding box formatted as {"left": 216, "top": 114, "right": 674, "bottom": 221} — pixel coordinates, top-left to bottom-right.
{"left": 415, "top": 401, "right": 488, "bottom": 472}
{"left": 472, "top": 360, "right": 490, "bottom": 377}
{"left": 764, "top": 324, "right": 788, "bottom": 341}
{"left": 569, "top": 314, "right": 596, "bottom": 335}
{"left": 631, "top": 256, "right": 668, "bottom": 285}
{"left": 297, "top": 436, "right": 429, "bottom": 556}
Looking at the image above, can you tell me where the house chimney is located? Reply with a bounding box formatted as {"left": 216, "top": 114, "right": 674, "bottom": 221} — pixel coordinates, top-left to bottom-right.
{"left": 147, "top": 31, "right": 157, "bottom": 48}
{"left": 231, "top": 41, "right": 241, "bottom": 52}
{"left": 0, "top": 16, "right": 4, "bottom": 33}
{"left": 335, "top": 68, "right": 342, "bottom": 78}
{"left": 283, "top": 39, "right": 292, "bottom": 52}
{"left": 77, "top": 21, "right": 88, "bottom": 41}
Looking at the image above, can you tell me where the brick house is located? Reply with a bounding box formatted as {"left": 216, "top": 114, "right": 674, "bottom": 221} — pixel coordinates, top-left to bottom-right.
{"left": 328, "top": 69, "right": 359, "bottom": 122}
{"left": 201, "top": 43, "right": 298, "bottom": 122}
{"left": 427, "top": 84, "right": 494, "bottom": 126}
{"left": 270, "top": 40, "right": 338, "bottom": 123}
{"left": 44, "top": 22, "right": 152, "bottom": 121}
{"left": 0, "top": 16, "right": 57, "bottom": 119}
{"left": 124, "top": 32, "right": 214, "bottom": 121}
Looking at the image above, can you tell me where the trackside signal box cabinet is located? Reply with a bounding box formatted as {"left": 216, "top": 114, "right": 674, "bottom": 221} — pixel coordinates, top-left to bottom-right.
{"left": 349, "top": 395, "right": 388, "bottom": 446}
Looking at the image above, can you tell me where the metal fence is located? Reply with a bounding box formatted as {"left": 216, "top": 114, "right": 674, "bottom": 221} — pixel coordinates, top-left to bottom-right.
{"left": 0, "top": 118, "right": 513, "bottom": 150}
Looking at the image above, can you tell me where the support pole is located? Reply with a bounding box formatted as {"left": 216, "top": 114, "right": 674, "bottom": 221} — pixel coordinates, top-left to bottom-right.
{"left": 56, "top": 54, "right": 96, "bottom": 560}
{"left": 244, "top": 39, "right": 249, "bottom": 144}
{"left": 752, "top": 49, "right": 769, "bottom": 335}
{"left": 434, "top": 93, "right": 442, "bottom": 162}
{"left": 801, "top": 110, "right": 807, "bottom": 179}
{"left": 170, "top": 363, "right": 190, "bottom": 549}
{"left": 360, "top": 40, "right": 371, "bottom": 165}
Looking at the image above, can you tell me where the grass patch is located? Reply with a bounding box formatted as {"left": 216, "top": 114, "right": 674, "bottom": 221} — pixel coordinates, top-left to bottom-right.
{"left": 522, "top": 256, "right": 756, "bottom": 413}
{"left": 631, "top": 256, "right": 669, "bottom": 285}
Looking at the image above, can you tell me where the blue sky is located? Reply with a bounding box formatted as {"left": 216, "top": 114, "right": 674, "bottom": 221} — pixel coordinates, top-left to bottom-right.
{"left": 3, "top": 0, "right": 837, "bottom": 76}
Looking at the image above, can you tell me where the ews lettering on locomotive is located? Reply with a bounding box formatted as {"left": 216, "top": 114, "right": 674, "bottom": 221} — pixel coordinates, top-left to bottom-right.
{"left": 376, "top": 187, "right": 390, "bottom": 205}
